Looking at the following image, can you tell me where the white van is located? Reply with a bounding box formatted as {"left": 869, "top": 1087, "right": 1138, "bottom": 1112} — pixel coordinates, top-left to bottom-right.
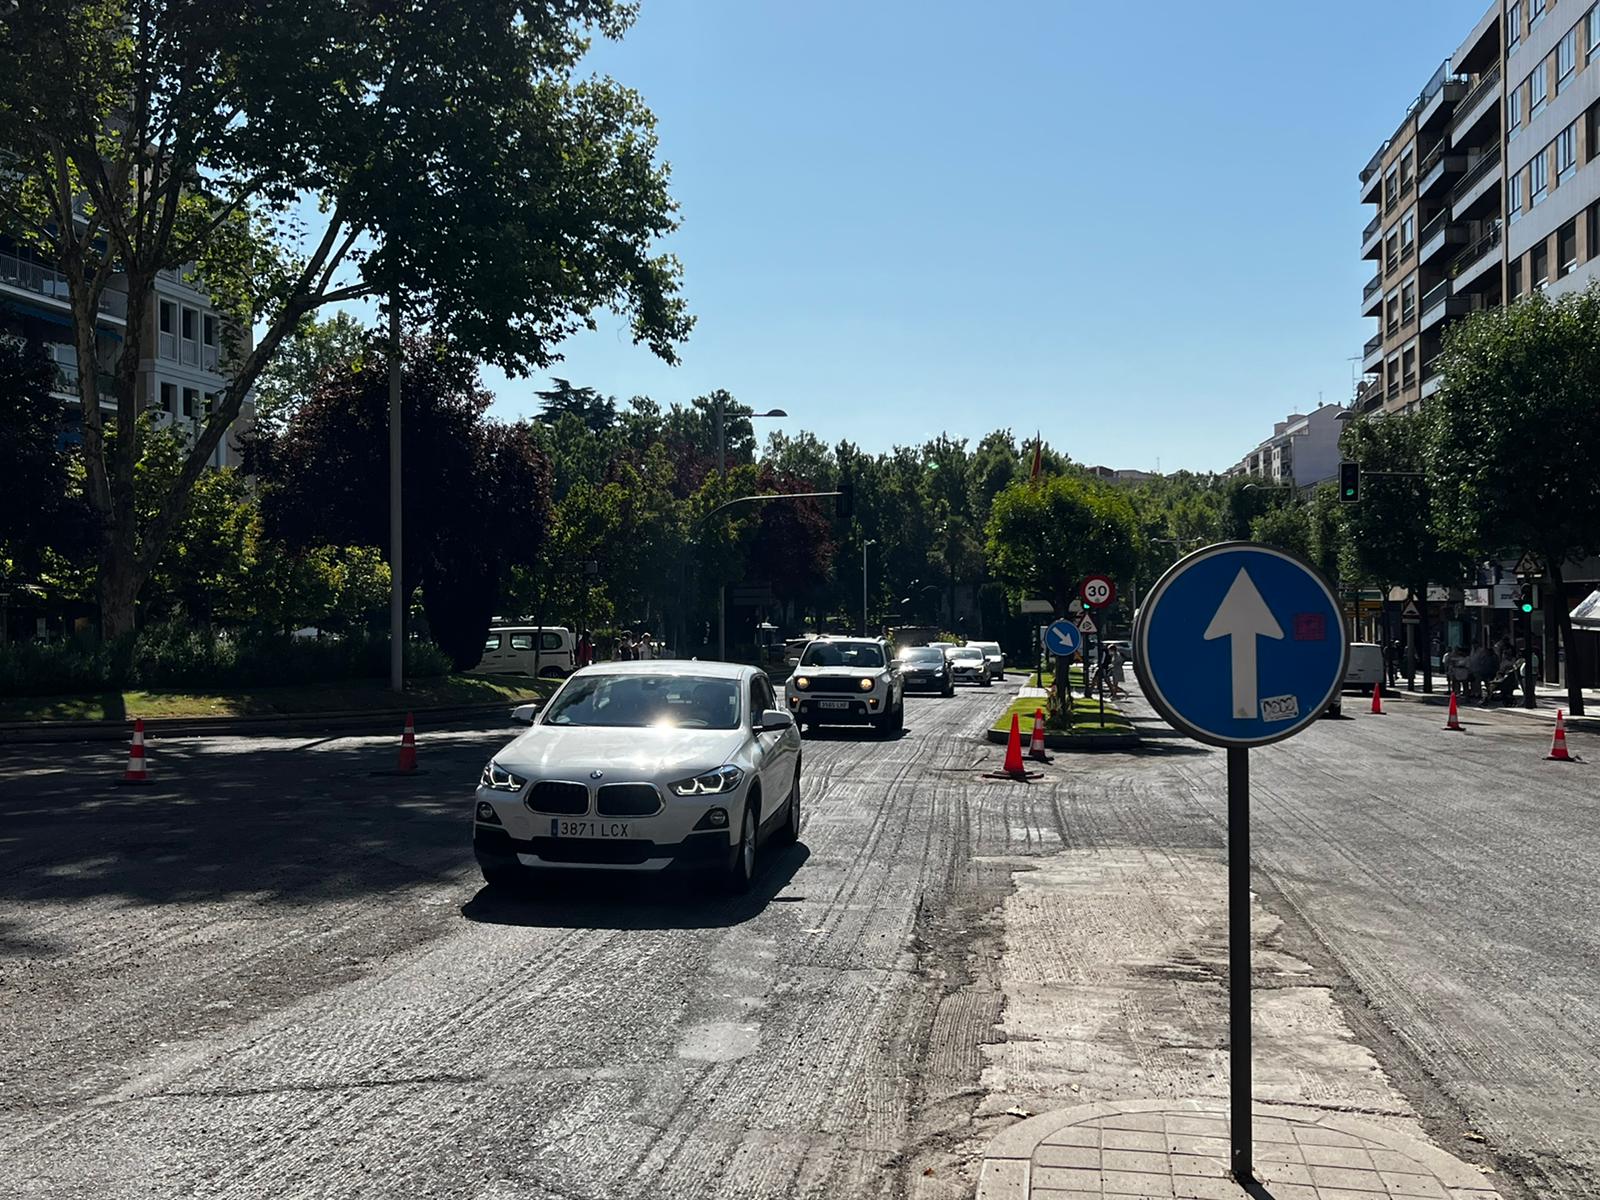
{"left": 475, "top": 626, "right": 576, "bottom": 678}
{"left": 1343, "top": 642, "right": 1385, "bottom": 691}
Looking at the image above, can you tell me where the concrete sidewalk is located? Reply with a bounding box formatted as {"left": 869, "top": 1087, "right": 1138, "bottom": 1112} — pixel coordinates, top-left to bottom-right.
{"left": 979, "top": 1099, "right": 1499, "bottom": 1199}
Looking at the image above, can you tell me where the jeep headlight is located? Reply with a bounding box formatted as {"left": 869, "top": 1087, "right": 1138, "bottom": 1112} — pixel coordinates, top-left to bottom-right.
{"left": 858, "top": 677, "right": 874, "bottom": 692}
{"left": 794, "top": 676, "right": 811, "bottom": 690}
{"left": 670, "top": 765, "right": 745, "bottom": 796}
{"left": 479, "top": 760, "right": 527, "bottom": 793}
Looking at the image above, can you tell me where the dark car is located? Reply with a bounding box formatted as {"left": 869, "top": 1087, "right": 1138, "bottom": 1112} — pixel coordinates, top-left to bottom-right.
{"left": 897, "top": 645, "right": 955, "bottom": 696}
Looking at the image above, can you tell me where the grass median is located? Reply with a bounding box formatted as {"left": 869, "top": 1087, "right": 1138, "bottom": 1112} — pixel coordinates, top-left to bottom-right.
{"left": 991, "top": 692, "right": 1134, "bottom": 737}
{"left": 0, "top": 672, "right": 550, "bottom": 724}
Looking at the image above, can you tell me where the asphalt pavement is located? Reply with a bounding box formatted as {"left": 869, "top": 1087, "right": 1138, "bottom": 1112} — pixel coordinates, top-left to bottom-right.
{"left": 0, "top": 678, "right": 1594, "bottom": 1199}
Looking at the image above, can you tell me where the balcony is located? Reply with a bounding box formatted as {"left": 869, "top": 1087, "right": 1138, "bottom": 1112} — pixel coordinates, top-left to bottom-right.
{"left": 1360, "top": 144, "right": 1387, "bottom": 203}
{"left": 1418, "top": 70, "right": 1469, "bottom": 132}
{"left": 1362, "top": 214, "right": 1383, "bottom": 260}
{"left": 1450, "top": 62, "right": 1502, "bottom": 148}
{"left": 1450, "top": 221, "right": 1502, "bottom": 291}
{"left": 1450, "top": 145, "right": 1502, "bottom": 217}
{"left": 1362, "top": 274, "right": 1383, "bottom": 317}
{"left": 0, "top": 250, "right": 128, "bottom": 322}
{"left": 1419, "top": 278, "right": 1473, "bottom": 330}
{"left": 1418, "top": 139, "right": 1469, "bottom": 198}
{"left": 1363, "top": 334, "right": 1385, "bottom": 372}
{"left": 1420, "top": 210, "right": 1470, "bottom": 264}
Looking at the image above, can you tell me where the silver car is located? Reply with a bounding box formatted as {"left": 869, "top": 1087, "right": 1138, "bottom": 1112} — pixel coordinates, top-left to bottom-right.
{"left": 944, "top": 645, "right": 992, "bottom": 687}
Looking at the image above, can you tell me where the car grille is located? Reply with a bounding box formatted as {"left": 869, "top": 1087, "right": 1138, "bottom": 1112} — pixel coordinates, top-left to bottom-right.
{"left": 597, "top": 783, "right": 662, "bottom": 817}
{"left": 525, "top": 781, "right": 589, "bottom": 815}
{"left": 804, "top": 677, "right": 868, "bottom": 694}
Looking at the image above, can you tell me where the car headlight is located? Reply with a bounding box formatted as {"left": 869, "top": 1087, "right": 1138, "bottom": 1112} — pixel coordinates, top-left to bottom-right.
{"left": 669, "top": 765, "right": 745, "bottom": 796}
{"left": 479, "top": 760, "right": 527, "bottom": 792}
{"left": 794, "top": 676, "right": 811, "bottom": 690}
{"left": 858, "top": 677, "right": 874, "bottom": 692}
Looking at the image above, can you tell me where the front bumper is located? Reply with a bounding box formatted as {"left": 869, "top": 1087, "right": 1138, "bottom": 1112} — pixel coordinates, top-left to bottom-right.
{"left": 950, "top": 669, "right": 985, "bottom": 684}
{"left": 474, "top": 823, "right": 731, "bottom": 874}
{"left": 787, "top": 693, "right": 882, "bottom": 725}
{"left": 902, "top": 672, "right": 948, "bottom": 692}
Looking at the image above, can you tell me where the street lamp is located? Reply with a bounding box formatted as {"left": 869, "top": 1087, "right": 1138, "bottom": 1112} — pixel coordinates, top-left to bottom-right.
{"left": 713, "top": 393, "right": 788, "bottom": 475}
{"left": 861, "top": 539, "right": 877, "bottom": 636}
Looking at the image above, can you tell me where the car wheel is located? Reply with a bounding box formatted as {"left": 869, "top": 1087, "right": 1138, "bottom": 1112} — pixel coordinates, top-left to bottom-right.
{"left": 894, "top": 700, "right": 905, "bottom": 732}
{"left": 725, "top": 800, "right": 758, "bottom": 893}
{"left": 775, "top": 765, "right": 801, "bottom": 846}
{"left": 942, "top": 678, "right": 955, "bottom": 697}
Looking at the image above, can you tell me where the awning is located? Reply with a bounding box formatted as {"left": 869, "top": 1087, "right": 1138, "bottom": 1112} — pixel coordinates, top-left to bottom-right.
{"left": 1570, "top": 589, "right": 1600, "bottom": 630}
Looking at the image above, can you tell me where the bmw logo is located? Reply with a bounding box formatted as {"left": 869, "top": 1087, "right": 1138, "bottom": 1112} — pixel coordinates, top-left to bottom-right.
{"left": 590, "top": 769, "right": 604, "bottom": 780}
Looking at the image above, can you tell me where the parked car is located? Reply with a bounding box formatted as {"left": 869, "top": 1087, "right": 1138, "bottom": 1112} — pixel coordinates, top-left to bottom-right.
{"left": 897, "top": 645, "right": 955, "bottom": 696}
{"left": 944, "top": 644, "right": 992, "bottom": 687}
{"left": 784, "top": 636, "right": 905, "bottom": 736}
{"left": 472, "top": 661, "right": 802, "bottom": 893}
{"left": 1343, "top": 643, "right": 1385, "bottom": 692}
{"left": 968, "top": 640, "right": 1005, "bottom": 681}
{"left": 474, "top": 625, "right": 576, "bottom": 677}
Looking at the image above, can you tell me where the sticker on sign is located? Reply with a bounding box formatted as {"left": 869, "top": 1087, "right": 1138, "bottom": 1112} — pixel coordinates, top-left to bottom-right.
{"left": 1260, "top": 695, "right": 1299, "bottom": 722}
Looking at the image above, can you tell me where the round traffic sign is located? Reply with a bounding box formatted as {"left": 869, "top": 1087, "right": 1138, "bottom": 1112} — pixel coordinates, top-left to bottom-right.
{"left": 1042, "top": 619, "right": 1083, "bottom": 657}
{"left": 1080, "top": 575, "right": 1116, "bottom": 608}
{"left": 1133, "top": 542, "right": 1347, "bottom": 749}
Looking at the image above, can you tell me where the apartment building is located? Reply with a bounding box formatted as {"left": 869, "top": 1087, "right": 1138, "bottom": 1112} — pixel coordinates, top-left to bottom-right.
{"left": 0, "top": 236, "right": 252, "bottom": 467}
{"left": 1358, "top": 1, "right": 1600, "bottom": 417}
{"left": 1225, "top": 403, "right": 1347, "bottom": 492}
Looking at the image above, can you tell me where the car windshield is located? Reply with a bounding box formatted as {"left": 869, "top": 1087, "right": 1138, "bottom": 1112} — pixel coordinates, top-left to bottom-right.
{"left": 973, "top": 643, "right": 1001, "bottom": 655}
{"left": 902, "top": 647, "right": 944, "bottom": 664}
{"left": 951, "top": 647, "right": 982, "bottom": 661}
{"left": 800, "top": 641, "right": 884, "bottom": 668}
{"left": 542, "top": 673, "right": 740, "bottom": 729}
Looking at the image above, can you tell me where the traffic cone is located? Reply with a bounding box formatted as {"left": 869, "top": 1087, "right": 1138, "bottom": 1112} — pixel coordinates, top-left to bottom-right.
{"left": 1001, "top": 713, "right": 1026, "bottom": 775}
{"left": 1548, "top": 710, "right": 1576, "bottom": 761}
{"left": 1444, "top": 692, "right": 1463, "bottom": 731}
{"left": 1370, "top": 683, "right": 1385, "bottom": 715}
{"left": 396, "top": 712, "right": 418, "bottom": 773}
{"left": 119, "top": 718, "right": 152, "bottom": 785}
{"left": 1029, "top": 708, "right": 1049, "bottom": 761}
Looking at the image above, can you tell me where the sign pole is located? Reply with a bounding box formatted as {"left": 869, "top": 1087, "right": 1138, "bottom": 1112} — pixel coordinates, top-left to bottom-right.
{"left": 1228, "top": 745, "right": 1252, "bottom": 1184}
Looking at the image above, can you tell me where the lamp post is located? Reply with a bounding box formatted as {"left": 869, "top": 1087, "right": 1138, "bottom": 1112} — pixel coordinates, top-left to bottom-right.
{"left": 861, "top": 538, "right": 877, "bottom": 636}
{"left": 388, "top": 288, "right": 403, "bottom": 694}
{"left": 713, "top": 393, "right": 787, "bottom": 475}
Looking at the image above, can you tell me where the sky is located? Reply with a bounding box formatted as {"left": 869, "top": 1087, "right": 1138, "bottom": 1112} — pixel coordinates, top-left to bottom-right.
{"left": 474, "top": 0, "right": 1492, "bottom": 474}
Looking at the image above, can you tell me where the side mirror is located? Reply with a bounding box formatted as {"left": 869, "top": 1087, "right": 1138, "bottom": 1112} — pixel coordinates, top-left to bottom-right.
{"left": 758, "top": 709, "right": 795, "bottom": 732}
{"left": 510, "top": 702, "right": 540, "bottom": 725}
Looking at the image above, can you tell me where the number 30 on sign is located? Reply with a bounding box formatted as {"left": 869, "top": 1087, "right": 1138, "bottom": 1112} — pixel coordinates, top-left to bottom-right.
{"left": 1080, "top": 576, "right": 1116, "bottom": 608}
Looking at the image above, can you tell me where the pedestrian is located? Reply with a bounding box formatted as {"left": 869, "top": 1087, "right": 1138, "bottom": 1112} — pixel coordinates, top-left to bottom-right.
{"left": 637, "top": 634, "right": 654, "bottom": 661}
{"left": 1469, "top": 642, "right": 1497, "bottom": 704}
{"left": 1404, "top": 639, "right": 1417, "bottom": 690}
{"left": 1446, "top": 645, "right": 1471, "bottom": 698}
{"left": 1106, "top": 642, "right": 1127, "bottom": 700}
{"left": 618, "top": 633, "right": 635, "bottom": 662}
{"left": 577, "top": 632, "right": 593, "bottom": 669}
{"left": 1383, "top": 639, "right": 1399, "bottom": 687}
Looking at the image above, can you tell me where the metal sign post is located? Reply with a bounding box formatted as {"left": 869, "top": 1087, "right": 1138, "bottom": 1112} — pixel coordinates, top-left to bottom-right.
{"left": 1134, "top": 543, "right": 1347, "bottom": 1185}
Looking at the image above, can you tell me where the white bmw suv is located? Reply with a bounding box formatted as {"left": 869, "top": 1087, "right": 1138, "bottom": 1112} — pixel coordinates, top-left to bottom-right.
{"left": 473, "top": 661, "right": 802, "bottom": 892}
{"left": 784, "top": 636, "right": 904, "bottom": 736}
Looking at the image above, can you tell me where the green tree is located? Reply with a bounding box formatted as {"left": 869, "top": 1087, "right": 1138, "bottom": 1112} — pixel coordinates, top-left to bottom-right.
{"left": 0, "top": 0, "right": 689, "bottom": 638}
{"left": 0, "top": 334, "right": 77, "bottom": 582}
{"left": 251, "top": 312, "right": 368, "bottom": 434}
{"left": 986, "top": 475, "right": 1142, "bottom": 614}
{"left": 1429, "top": 287, "right": 1600, "bottom": 712}
{"left": 1249, "top": 503, "right": 1313, "bottom": 562}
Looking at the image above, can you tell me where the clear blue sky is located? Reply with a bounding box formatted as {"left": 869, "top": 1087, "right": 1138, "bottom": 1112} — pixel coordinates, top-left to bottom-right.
{"left": 481, "top": 0, "right": 1490, "bottom": 473}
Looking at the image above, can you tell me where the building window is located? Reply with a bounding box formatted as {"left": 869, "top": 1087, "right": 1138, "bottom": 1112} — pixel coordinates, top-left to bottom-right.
{"left": 1560, "top": 27, "right": 1578, "bottom": 87}
{"left": 1532, "top": 147, "right": 1550, "bottom": 205}
{"left": 1386, "top": 230, "right": 1400, "bottom": 271}
{"left": 1402, "top": 347, "right": 1417, "bottom": 390}
{"left": 1400, "top": 148, "right": 1415, "bottom": 187}
{"left": 1590, "top": 6, "right": 1600, "bottom": 58}
{"left": 1559, "top": 219, "right": 1578, "bottom": 276}
{"left": 1558, "top": 122, "right": 1578, "bottom": 181}
{"left": 1510, "top": 84, "right": 1523, "bottom": 140}
{"left": 1590, "top": 203, "right": 1600, "bottom": 263}
{"left": 1511, "top": 170, "right": 1525, "bottom": 221}
{"left": 1509, "top": 255, "right": 1523, "bottom": 299}
{"left": 1531, "top": 0, "right": 1547, "bottom": 32}
{"left": 158, "top": 301, "right": 177, "bottom": 360}
{"left": 1401, "top": 214, "right": 1415, "bottom": 248}
{"left": 1531, "top": 63, "right": 1549, "bottom": 119}
{"left": 202, "top": 314, "right": 219, "bottom": 370}
{"left": 1533, "top": 239, "right": 1550, "bottom": 286}
{"left": 1385, "top": 166, "right": 1400, "bottom": 209}
{"left": 1402, "top": 280, "right": 1417, "bottom": 322}
{"left": 160, "top": 381, "right": 176, "bottom": 414}
{"left": 1511, "top": 2, "right": 1524, "bottom": 49}
{"left": 181, "top": 386, "right": 198, "bottom": 418}
{"left": 180, "top": 306, "right": 198, "bottom": 366}
{"left": 1387, "top": 294, "right": 1401, "bottom": 336}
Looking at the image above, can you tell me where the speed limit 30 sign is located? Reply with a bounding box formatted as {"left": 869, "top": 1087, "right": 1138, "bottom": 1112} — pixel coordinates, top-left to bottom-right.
{"left": 1080, "top": 575, "right": 1116, "bottom": 608}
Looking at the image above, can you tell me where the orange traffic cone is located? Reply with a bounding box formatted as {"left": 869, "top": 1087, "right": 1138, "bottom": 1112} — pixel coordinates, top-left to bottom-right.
{"left": 1370, "top": 683, "right": 1385, "bottom": 715}
{"left": 1029, "top": 708, "right": 1050, "bottom": 761}
{"left": 985, "top": 713, "right": 1040, "bottom": 780}
{"left": 396, "top": 712, "right": 418, "bottom": 772}
{"left": 119, "top": 718, "right": 152, "bottom": 785}
{"left": 1548, "top": 710, "right": 1576, "bottom": 761}
{"left": 1444, "top": 692, "right": 1463, "bottom": 731}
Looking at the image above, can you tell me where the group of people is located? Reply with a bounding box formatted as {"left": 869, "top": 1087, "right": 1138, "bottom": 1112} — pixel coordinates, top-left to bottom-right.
{"left": 1089, "top": 642, "right": 1128, "bottom": 700}
{"left": 1386, "top": 636, "right": 1535, "bottom": 704}
{"left": 612, "top": 632, "right": 661, "bottom": 662}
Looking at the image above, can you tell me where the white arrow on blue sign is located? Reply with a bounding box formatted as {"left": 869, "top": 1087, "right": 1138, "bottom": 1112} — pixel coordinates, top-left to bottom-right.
{"left": 1134, "top": 542, "right": 1347, "bottom": 748}
{"left": 1042, "top": 619, "right": 1083, "bottom": 657}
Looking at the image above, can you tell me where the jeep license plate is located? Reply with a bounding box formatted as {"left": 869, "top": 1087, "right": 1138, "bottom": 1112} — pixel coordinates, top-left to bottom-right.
{"left": 818, "top": 700, "right": 850, "bottom": 711}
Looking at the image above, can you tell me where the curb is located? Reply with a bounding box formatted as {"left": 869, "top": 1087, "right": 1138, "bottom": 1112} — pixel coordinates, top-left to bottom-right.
{"left": 0, "top": 699, "right": 532, "bottom": 745}
{"left": 984, "top": 726, "right": 1141, "bottom": 751}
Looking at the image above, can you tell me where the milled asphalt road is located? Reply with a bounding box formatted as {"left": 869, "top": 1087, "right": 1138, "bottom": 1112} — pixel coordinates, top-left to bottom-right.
{"left": 0, "top": 679, "right": 1594, "bottom": 1198}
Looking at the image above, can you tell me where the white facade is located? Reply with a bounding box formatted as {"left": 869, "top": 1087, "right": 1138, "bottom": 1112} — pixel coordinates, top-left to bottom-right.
{"left": 1227, "top": 403, "right": 1347, "bottom": 491}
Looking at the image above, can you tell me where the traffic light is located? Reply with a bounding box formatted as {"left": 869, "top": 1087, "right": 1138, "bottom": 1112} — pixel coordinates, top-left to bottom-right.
{"left": 836, "top": 482, "right": 854, "bottom": 521}
{"left": 1517, "top": 585, "right": 1535, "bottom": 614}
{"left": 1338, "top": 461, "right": 1360, "bottom": 503}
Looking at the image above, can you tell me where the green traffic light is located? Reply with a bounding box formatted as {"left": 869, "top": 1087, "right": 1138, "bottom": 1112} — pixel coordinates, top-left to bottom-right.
{"left": 1520, "top": 602, "right": 1535, "bottom": 614}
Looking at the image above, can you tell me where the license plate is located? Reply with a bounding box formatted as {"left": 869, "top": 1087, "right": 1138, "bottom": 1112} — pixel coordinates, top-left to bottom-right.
{"left": 818, "top": 700, "right": 851, "bottom": 710}
{"left": 551, "top": 819, "right": 630, "bottom": 838}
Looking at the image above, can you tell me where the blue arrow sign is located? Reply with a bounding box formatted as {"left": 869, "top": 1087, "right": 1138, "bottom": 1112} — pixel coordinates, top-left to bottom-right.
{"left": 1043, "top": 619, "right": 1083, "bottom": 657}
{"left": 1135, "top": 543, "right": 1347, "bottom": 748}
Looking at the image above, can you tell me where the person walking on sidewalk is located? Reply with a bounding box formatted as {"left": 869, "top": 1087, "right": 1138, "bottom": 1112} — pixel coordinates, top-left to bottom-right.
{"left": 1445, "top": 645, "right": 1471, "bottom": 698}
{"left": 1469, "top": 642, "right": 1497, "bottom": 705}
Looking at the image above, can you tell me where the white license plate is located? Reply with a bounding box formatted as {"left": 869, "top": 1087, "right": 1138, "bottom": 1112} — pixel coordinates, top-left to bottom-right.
{"left": 551, "top": 819, "right": 630, "bottom": 838}
{"left": 818, "top": 700, "right": 851, "bottom": 710}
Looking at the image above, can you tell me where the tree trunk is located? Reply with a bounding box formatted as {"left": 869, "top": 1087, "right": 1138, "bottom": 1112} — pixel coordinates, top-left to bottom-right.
{"left": 98, "top": 549, "right": 143, "bottom": 643}
{"left": 1549, "top": 559, "right": 1584, "bottom": 716}
{"left": 1416, "top": 582, "right": 1434, "bottom": 694}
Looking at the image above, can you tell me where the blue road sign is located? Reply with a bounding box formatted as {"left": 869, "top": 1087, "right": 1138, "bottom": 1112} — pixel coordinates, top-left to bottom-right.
{"left": 1134, "top": 542, "right": 1347, "bottom": 748}
{"left": 1043, "top": 619, "right": 1083, "bottom": 657}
